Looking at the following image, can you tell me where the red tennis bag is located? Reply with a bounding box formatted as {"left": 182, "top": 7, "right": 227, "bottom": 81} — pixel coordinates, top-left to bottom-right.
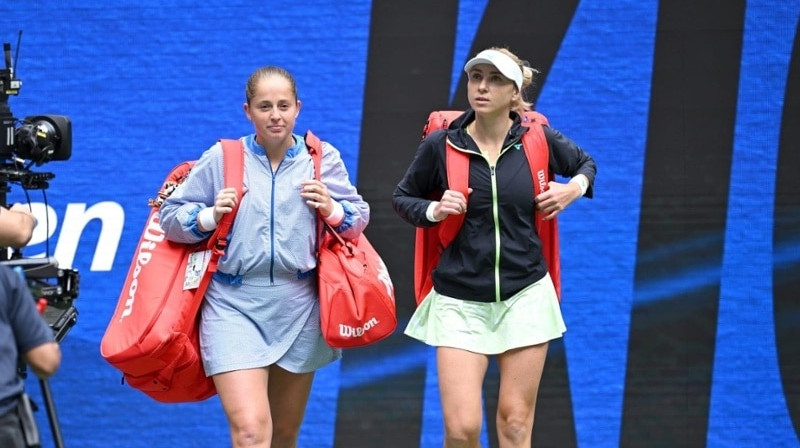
{"left": 100, "top": 139, "right": 244, "bottom": 403}
{"left": 415, "top": 110, "right": 561, "bottom": 304}
{"left": 306, "top": 131, "right": 398, "bottom": 348}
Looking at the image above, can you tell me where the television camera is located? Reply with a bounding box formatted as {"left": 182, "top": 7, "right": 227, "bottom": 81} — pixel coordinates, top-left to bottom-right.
{"left": 1, "top": 33, "right": 77, "bottom": 448}
{"left": 2, "top": 36, "right": 72, "bottom": 184}
{"left": 1, "top": 33, "right": 77, "bottom": 332}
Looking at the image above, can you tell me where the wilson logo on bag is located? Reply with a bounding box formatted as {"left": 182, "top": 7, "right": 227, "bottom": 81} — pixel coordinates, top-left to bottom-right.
{"left": 316, "top": 229, "right": 397, "bottom": 347}
{"left": 100, "top": 140, "right": 244, "bottom": 403}
{"left": 119, "top": 212, "right": 165, "bottom": 321}
{"left": 306, "top": 130, "right": 398, "bottom": 348}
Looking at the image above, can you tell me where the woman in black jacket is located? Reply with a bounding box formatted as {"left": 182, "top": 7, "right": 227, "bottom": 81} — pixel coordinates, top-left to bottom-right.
{"left": 393, "top": 46, "right": 596, "bottom": 447}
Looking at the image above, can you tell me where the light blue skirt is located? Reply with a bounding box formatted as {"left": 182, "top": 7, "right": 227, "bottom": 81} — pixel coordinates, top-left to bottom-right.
{"left": 200, "top": 276, "right": 341, "bottom": 376}
{"left": 404, "top": 273, "right": 566, "bottom": 354}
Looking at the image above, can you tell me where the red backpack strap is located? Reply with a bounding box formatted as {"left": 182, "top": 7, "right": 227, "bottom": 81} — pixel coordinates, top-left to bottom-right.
{"left": 440, "top": 142, "right": 469, "bottom": 246}
{"left": 219, "top": 138, "right": 245, "bottom": 200}
{"left": 520, "top": 112, "right": 561, "bottom": 300}
{"left": 305, "top": 130, "right": 323, "bottom": 171}
{"left": 422, "top": 110, "right": 470, "bottom": 247}
{"left": 413, "top": 139, "right": 472, "bottom": 304}
{"left": 208, "top": 139, "right": 245, "bottom": 260}
{"left": 303, "top": 131, "right": 326, "bottom": 245}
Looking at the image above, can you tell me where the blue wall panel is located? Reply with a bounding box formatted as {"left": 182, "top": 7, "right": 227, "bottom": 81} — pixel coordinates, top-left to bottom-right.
{"left": 0, "top": 1, "right": 797, "bottom": 446}
{"left": 709, "top": 1, "right": 800, "bottom": 446}
{"left": 535, "top": 1, "right": 657, "bottom": 446}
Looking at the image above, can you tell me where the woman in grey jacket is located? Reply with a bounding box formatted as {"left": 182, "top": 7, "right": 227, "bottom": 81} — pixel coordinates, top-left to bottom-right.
{"left": 393, "top": 47, "right": 596, "bottom": 447}
{"left": 160, "top": 66, "right": 369, "bottom": 448}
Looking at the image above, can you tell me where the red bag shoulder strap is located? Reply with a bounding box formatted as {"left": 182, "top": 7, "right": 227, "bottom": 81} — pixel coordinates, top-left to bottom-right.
{"left": 413, "top": 112, "right": 468, "bottom": 304}
{"left": 306, "top": 130, "right": 323, "bottom": 176}
{"left": 422, "top": 110, "right": 472, "bottom": 248}
{"left": 520, "top": 112, "right": 550, "bottom": 198}
{"left": 303, "top": 130, "right": 328, "bottom": 244}
{"left": 440, "top": 143, "right": 469, "bottom": 247}
{"left": 210, "top": 139, "right": 245, "bottom": 251}
{"left": 519, "top": 112, "right": 561, "bottom": 300}
{"left": 219, "top": 138, "right": 245, "bottom": 198}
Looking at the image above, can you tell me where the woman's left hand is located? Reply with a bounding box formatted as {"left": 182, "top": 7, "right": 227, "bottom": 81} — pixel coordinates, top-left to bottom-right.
{"left": 300, "top": 179, "right": 334, "bottom": 217}
{"left": 534, "top": 181, "right": 582, "bottom": 220}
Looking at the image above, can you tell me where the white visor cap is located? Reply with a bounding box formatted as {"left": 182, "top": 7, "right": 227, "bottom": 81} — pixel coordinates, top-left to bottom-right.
{"left": 463, "top": 49, "right": 523, "bottom": 91}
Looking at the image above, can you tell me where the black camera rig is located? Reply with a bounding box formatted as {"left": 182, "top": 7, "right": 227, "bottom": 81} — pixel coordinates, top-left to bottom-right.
{"left": 0, "top": 256, "right": 79, "bottom": 340}
{"left": 1, "top": 32, "right": 76, "bottom": 448}
{"left": 1, "top": 31, "right": 77, "bottom": 332}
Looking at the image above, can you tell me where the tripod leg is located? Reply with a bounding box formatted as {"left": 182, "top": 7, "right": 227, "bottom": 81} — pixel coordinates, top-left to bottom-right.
{"left": 38, "top": 378, "right": 65, "bottom": 448}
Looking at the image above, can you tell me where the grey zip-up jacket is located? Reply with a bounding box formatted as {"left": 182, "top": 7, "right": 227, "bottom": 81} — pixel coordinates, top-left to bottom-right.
{"left": 160, "top": 133, "right": 369, "bottom": 285}
{"left": 393, "top": 110, "right": 596, "bottom": 302}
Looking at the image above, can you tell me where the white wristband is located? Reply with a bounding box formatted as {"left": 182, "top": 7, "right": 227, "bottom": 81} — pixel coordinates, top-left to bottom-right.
{"left": 323, "top": 201, "right": 345, "bottom": 226}
{"left": 571, "top": 176, "right": 589, "bottom": 196}
{"left": 197, "top": 207, "right": 218, "bottom": 231}
{"left": 426, "top": 201, "right": 444, "bottom": 222}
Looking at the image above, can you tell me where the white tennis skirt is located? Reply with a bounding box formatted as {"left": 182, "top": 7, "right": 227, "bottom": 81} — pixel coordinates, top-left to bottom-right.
{"left": 404, "top": 273, "right": 566, "bottom": 354}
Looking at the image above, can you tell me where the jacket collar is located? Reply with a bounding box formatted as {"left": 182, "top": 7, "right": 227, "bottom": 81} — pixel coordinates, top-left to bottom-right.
{"left": 245, "top": 133, "right": 305, "bottom": 158}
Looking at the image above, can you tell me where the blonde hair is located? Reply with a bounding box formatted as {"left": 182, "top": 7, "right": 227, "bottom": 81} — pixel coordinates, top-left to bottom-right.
{"left": 244, "top": 66, "right": 298, "bottom": 105}
{"left": 488, "top": 47, "right": 540, "bottom": 114}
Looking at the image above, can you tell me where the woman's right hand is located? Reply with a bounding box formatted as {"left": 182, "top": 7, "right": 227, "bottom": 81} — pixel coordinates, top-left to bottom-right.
{"left": 213, "top": 187, "right": 240, "bottom": 222}
{"left": 433, "top": 188, "right": 472, "bottom": 221}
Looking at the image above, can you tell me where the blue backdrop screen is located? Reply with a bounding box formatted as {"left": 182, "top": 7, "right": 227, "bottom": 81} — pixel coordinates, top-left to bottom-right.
{"left": 0, "top": 1, "right": 797, "bottom": 447}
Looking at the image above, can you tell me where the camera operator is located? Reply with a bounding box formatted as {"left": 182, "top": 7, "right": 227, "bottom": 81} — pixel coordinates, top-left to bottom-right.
{"left": 0, "top": 204, "right": 61, "bottom": 447}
